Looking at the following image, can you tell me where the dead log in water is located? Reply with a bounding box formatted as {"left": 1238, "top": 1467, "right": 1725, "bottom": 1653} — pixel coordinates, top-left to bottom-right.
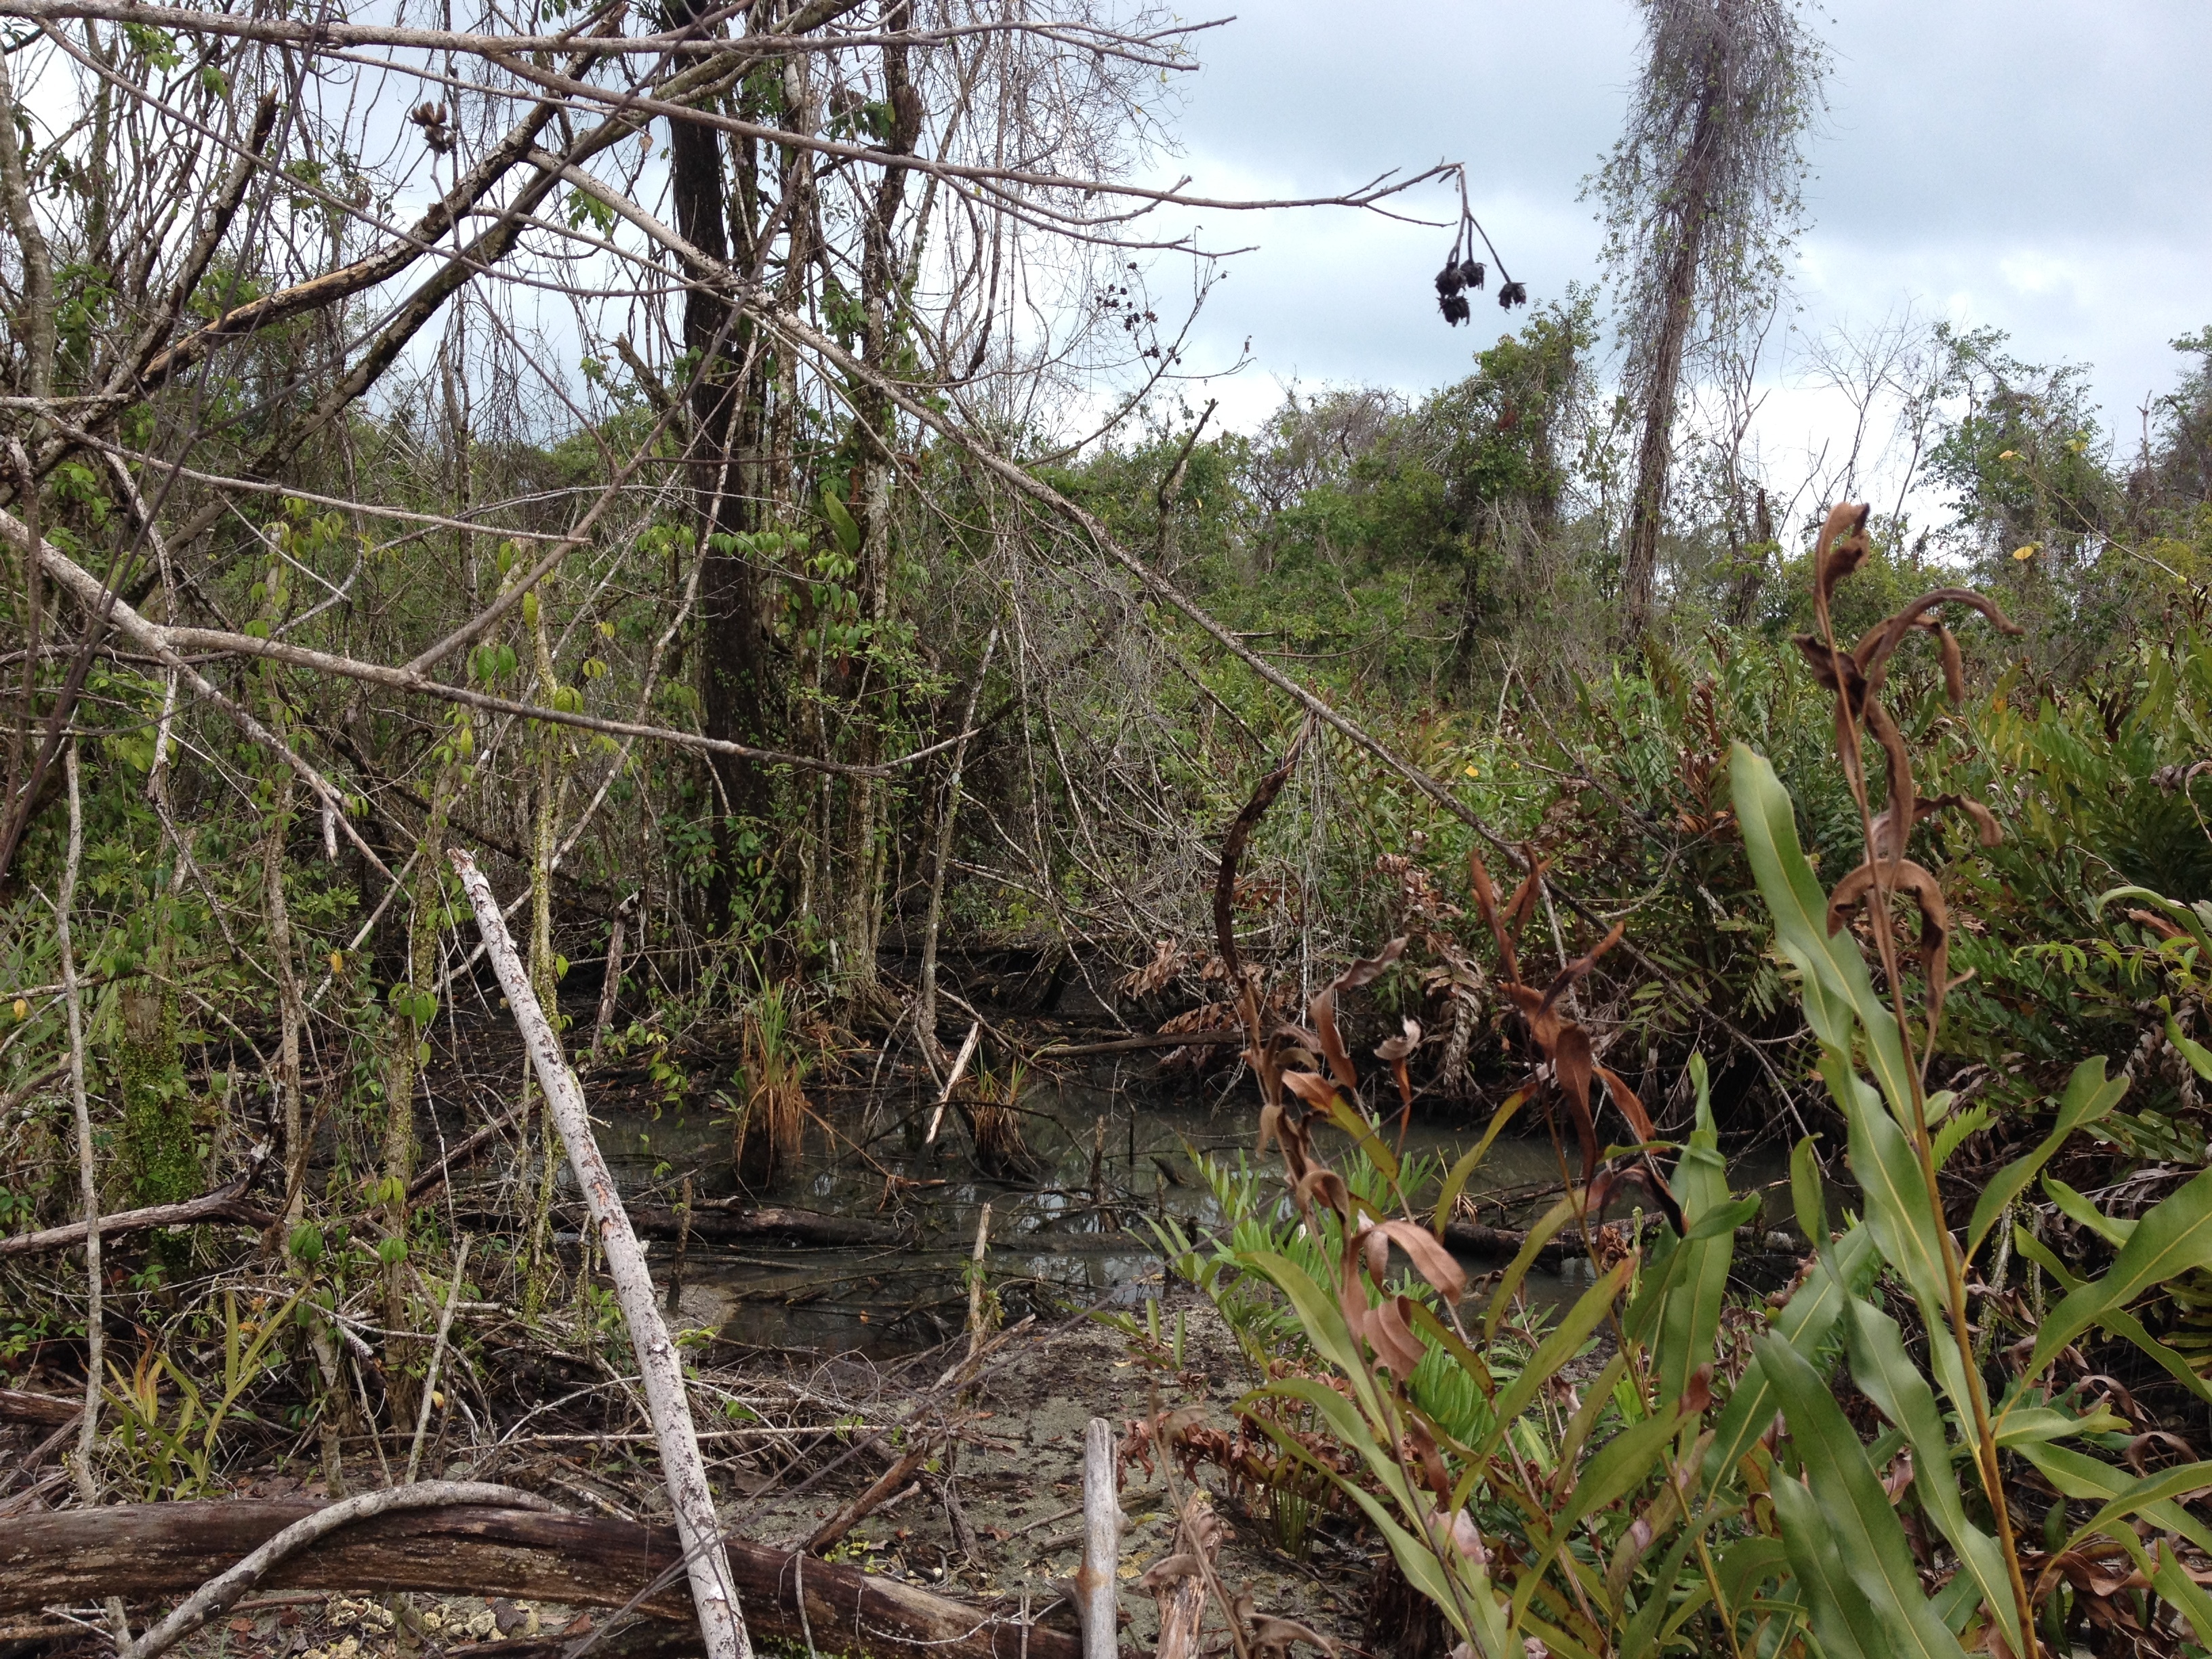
{"left": 621, "top": 1201, "right": 910, "bottom": 1249}
{"left": 0, "top": 1499, "right": 1078, "bottom": 1659}
{"left": 1440, "top": 1217, "right": 1799, "bottom": 1266}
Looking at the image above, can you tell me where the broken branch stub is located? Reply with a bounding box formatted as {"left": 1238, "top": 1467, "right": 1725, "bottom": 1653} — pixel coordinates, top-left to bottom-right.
{"left": 1078, "top": 1416, "right": 1122, "bottom": 1659}
{"left": 449, "top": 847, "right": 747, "bottom": 1659}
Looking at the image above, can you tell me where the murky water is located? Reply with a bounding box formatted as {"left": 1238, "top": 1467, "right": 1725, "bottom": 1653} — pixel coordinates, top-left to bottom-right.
{"left": 581, "top": 1070, "right": 1790, "bottom": 1358}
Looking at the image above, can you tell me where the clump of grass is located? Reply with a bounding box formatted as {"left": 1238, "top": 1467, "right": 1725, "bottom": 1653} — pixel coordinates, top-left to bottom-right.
{"left": 733, "top": 982, "right": 810, "bottom": 1191}
{"left": 960, "top": 1058, "right": 1040, "bottom": 1181}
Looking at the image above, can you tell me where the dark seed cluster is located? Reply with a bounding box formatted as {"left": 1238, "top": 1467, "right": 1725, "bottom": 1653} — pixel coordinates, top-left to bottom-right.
{"left": 1433, "top": 207, "right": 1525, "bottom": 327}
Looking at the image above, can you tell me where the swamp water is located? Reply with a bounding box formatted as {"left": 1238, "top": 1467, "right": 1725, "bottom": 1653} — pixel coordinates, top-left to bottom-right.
{"left": 569, "top": 1071, "right": 1793, "bottom": 1359}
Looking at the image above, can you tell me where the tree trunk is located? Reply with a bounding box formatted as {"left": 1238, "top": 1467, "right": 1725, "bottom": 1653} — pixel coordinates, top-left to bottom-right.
{"left": 667, "top": 1, "right": 771, "bottom": 931}
{"left": 834, "top": 2, "right": 919, "bottom": 1000}
{"left": 1618, "top": 78, "right": 1724, "bottom": 642}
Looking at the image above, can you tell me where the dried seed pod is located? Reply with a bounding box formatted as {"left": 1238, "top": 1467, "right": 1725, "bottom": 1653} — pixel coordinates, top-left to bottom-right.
{"left": 1498, "top": 280, "right": 1528, "bottom": 309}
{"left": 1435, "top": 263, "right": 1465, "bottom": 298}
{"left": 1439, "top": 292, "right": 1471, "bottom": 327}
{"left": 1458, "top": 258, "right": 1486, "bottom": 290}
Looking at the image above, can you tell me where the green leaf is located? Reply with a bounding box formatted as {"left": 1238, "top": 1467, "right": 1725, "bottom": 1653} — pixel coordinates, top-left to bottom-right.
{"left": 1768, "top": 1467, "right": 1891, "bottom": 1659}
{"left": 1651, "top": 1053, "right": 1736, "bottom": 1409}
{"left": 2010, "top": 1222, "right": 2083, "bottom": 1292}
{"left": 2097, "top": 884, "right": 2212, "bottom": 957}
{"left": 822, "top": 487, "right": 862, "bottom": 556}
{"left": 1483, "top": 1192, "right": 1579, "bottom": 1338}
{"left": 2150, "top": 1539, "right": 2212, "bottom": 1647}
{"left": 1239, "top": 1249, "right": 1380, "bottom": 1416}
{"left": 1713, "top": 1535, "right": 1788, "bottom": 1610}
{"left": 2024, "top": 1166, "right": 2212, "bottom": 1382}
{"left": 2060, "top": 1458, "right": 2212, "bottom": 1556}
{"left": 1729, "top": 743, "right": 1916, "bottom": 1116}
{"left": 2013, "top": 1439, "right": 2212, "bottom": 1555}
{"left": 1826, "top": 1049, "right": 1954, "bottom": 1335}
{"left": 1791, "top": 1134, "right": 1828, "bottom": 1244}
{"left": 1966, "top": 1058, "right": 2127, "bottom": 1256}
{"left": 2042, "top": 1175, "right": 2133, "bottom": 1247}
{"left": 1433, "top": 1089, "right": 1524, "bottom": 1237}
{"left": 1841, "top": 1300, "right": 2018, "bottom": 1635}
{"left": 1701, "top": 1225, "right": 1877, "bottom": 1490}
{"left": 1481, "top": 1259, "right": 1633, "bottom": 1456}
{"left": 2168, "top": 1012, "right": 2212, "bottom": 1084}
{"left": 1759, "top": 1334, "right": 1971, "bottom": 1659}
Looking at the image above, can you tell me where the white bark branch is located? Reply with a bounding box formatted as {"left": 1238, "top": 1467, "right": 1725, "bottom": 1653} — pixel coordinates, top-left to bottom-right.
{"left": 449, "top": 848, "right": 748, "bottom": 1659}
{"left": 118, "top": 1481, "right": 556, "bottom": 1659}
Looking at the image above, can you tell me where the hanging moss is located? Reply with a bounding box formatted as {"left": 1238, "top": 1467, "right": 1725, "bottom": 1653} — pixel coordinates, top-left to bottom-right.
{"left": 114, "top": 985, "right": 200, "bottom": 1206}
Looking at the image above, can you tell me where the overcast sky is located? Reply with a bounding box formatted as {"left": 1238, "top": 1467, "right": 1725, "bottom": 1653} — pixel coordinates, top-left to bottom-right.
{"left": 1136, "top": 1, "right": 2212, "bottom": 493}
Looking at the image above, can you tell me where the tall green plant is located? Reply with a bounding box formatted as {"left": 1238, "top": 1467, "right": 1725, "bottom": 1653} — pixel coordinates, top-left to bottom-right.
{"left": 1223, "top": 504, "right": 2212, "bottom": 1659}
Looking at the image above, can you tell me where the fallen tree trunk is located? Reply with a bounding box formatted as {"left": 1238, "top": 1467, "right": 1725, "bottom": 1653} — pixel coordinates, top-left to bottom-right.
{"left": 0, "top": 1170, "right": 276, "bottom": 1256}
{"left": 0, "top": 1500, "right": 1078, "bottom": 1659}
{"left": 0, "top": 1386, "right": 79, "bottom": 1425}
{"left": 627, "top": 1201, "right": 908, "bottom": 1250}
{"left": 1440, "top": 1217, "right": 1800, "bottom": 1265}
{"left": 1027, "top": 1029, "right": 1242, "bottom": 1060}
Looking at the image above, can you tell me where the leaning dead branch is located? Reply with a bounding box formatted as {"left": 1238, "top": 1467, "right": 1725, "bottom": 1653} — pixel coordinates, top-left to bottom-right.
{"left": 451, "top": 847, "right": 747, "bottom": 1659}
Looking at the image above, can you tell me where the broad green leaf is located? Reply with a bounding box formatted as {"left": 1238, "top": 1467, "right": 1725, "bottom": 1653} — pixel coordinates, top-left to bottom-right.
{"left": 1483, "top": 1192, "right": 1580, "bottom": 1338}
{"left": 2170, "top": 1013, "right": 2212, "bottom": 1084}
{"left": 2013, "top": 1439, "right": 2212, "bottom": 1555}
{"left": 1841, "top": 1300, "right": 2018, "bottom": 1634}
{"left": 2150, "top": 1540, "right": 2212, "bottom": 1647}
{"left": 1827, "top": 1050, "right": 1955, "bottom": 1334}
{"left": 1433, "top": 1090, "right": 1525, "bottom": 1236}
{"left": 1651, "top": 1054, "right": 1736, "bottom": 1409}
{"left": 821, "top": 487, "right": 861, "bottom": 555}
{"left": 1730, "top": 743, "right": 1917, "bottom": 1117}
{"left": 1760, "top": 1334, "right": 1971, "bottom": 1659}
{"left": 1768, "top": 1472, "right": 1891, "bottom": 1659}
{"left": 1990, "top": 1405, "right": 2127, "bottom": 1448}
{"left": 1713, "top": 1535, "right": 1788, "bottom": 1612}
{"left": 2042, "top": 1175, "right": 2133, "bottom": 1247}
{"left": 1966, "top": 1058, "right": 2127, "bottom": 1256}
{"left": 2097, "top": 884, "right": 2212, "bottom": 958}
{"left": 1482, "top": 1260, "right": 1633, "bottom": 1454}
{"left": 2010, "top": 1222, "right": 2083, "bottom": 1292}
{"left": 1258, "top": 1376, "right": 1428, "bottom": 1517}
{"left": 2095, "top": 1303, "right": 2212, "bottom": 1406}
{"left": 2025, "top": 1166, "right": 2212, "bottom": 1381}
{"left": 2060, "top": 1458, "right": 2212, "bottom": 1555}
{"left": 1238, "top": 1249, "right": 1381, "bottom": 1417}
{"left": 1702, "top": 1227, "right": 1878, "bottom": 1489}
{"left": 1791, "top": 1134, "right": 1828, "bottom": 1243}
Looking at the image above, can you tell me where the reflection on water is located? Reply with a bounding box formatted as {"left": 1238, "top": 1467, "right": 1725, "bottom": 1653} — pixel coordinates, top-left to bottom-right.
{"left": 571, "top": 1072, "right": 1786, "bottom": 1358}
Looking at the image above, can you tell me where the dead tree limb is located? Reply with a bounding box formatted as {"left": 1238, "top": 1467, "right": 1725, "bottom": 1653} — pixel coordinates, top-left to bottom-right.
{"left": 0, "top": 1498, "right": 1079, "bottom": 1659}
{"left": 0, "top": 1387, "right": 77, "bottom": 1425}
{"left": 451, "top": 847, "right": 747, "bottom": 1659}
{"left": 806, "top": 1429, "right": 945, "bottom": 1556}
{"left": 118, "top": 1482, "right": 554, "bottom": 1659}
{"left": 0, "top": 1168, "right": 276, "bottom": 1256}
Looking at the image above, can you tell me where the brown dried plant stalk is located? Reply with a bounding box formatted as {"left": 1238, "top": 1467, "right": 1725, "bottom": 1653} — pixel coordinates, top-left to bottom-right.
{"left": 1795, "top": 501, "right": 2038, "bottom": 1659}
